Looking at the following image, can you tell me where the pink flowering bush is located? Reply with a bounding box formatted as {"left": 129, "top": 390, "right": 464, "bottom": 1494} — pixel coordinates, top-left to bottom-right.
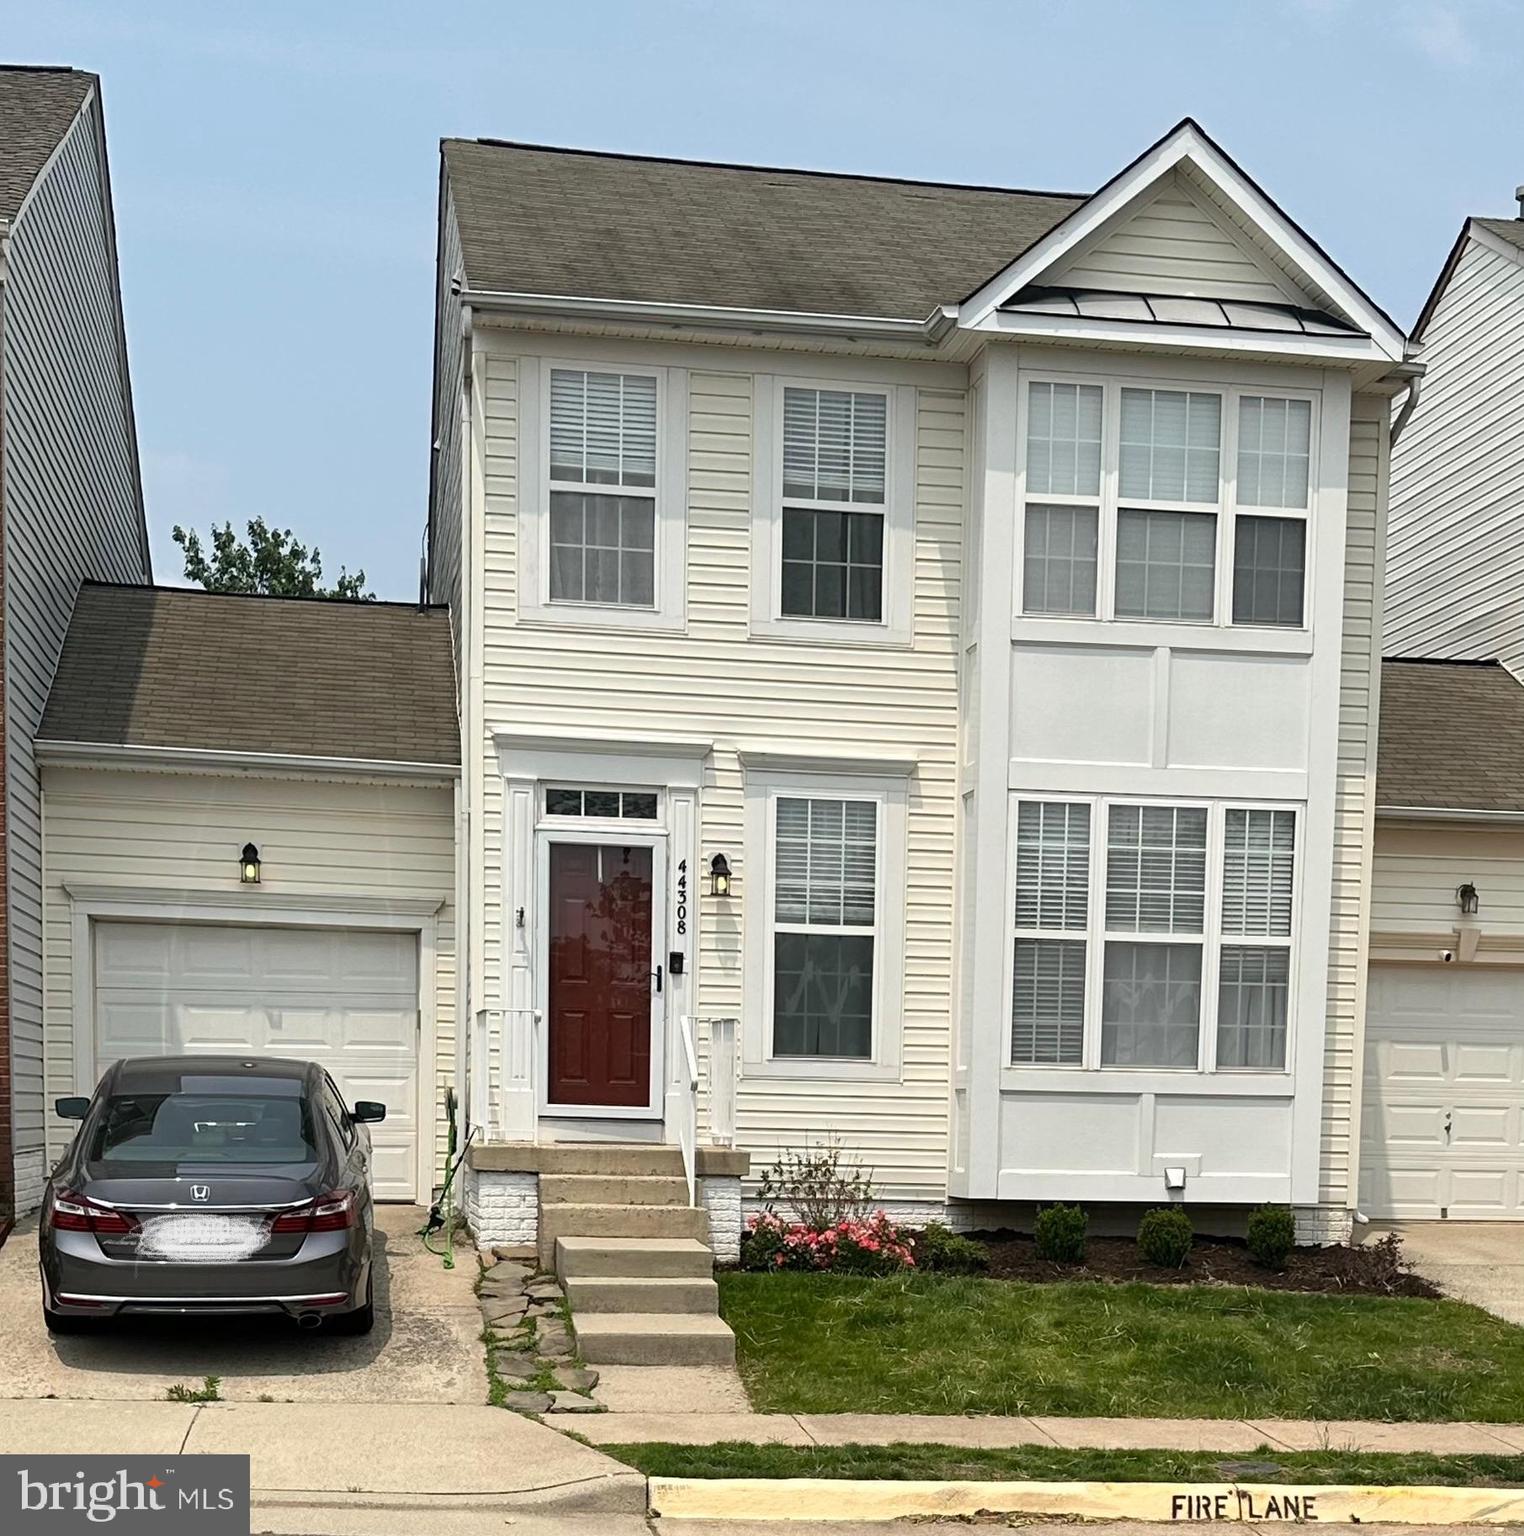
{"left": 741, "top": 1209, "right": 916, "bottom": 1275}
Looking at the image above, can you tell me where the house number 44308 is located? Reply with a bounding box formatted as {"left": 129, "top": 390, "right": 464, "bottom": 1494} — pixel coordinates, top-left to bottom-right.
{"left": 675, "top": 859, "right": 688, "bottom": 936}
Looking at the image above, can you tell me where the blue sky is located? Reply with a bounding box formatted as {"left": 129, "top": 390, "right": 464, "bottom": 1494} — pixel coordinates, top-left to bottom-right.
{"left": 1, "top": 0, "right": 1520, "bottom": 598}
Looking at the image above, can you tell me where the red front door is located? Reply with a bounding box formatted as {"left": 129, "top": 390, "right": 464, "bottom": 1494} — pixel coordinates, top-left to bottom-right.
{"left": 547, "top": 842, "right": 655, "bottom": 1108}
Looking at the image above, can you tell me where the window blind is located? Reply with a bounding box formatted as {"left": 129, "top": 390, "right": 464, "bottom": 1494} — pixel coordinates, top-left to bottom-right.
{"left": 782, "top": 388, "right": 887, "bottom": 505}
{"left": 1026, "top": 381, "right": 1103, "bottom": 497}
{"left": 1119, "top": 388, "right": 1221, "bottom": 504}
{"left": 1222, "top": 808, "right": 1294, "bottom": 937}
{"left": 1015, "top": 801, "right": 1090, "bottom": 930}
{"left": 1237, "top": 396, "right": 1311, "bottom": 509}
{"left": 1105, "top": 804, "right": 1207, "bottom": 933}
{"left": 775, "top": 797, "right": 877, "bottom": 927}
{"left": 1012, "top": 938, "right": 1087, "bottom": 1064}
{"left": 549, "top": 369, "right": 657, "bottom": 488}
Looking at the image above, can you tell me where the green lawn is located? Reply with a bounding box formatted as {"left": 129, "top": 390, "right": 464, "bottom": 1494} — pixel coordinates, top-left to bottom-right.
{"left": 609, "top": 1440, "right": 1524, "bottom": 1487}
{"left": 718, "top": 1272, "right": 1524, "bottom": 1421}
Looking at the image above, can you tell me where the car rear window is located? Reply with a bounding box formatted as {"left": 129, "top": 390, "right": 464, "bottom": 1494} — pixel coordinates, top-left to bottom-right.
{"left": 87, "top": 1083, "right": 320, "bottom": 1167}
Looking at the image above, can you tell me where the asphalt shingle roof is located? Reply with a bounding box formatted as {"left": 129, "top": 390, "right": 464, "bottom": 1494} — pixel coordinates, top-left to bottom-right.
{"left": 0, "top": 66, "right": 93, "bottom": 223}
{"left": 40, "top": 584, "right": 459, "bottom": 767}
{"left": 442, "top": 139, "right": 1085, "bottom": 320}
{"left": 1378, "top": 659, "right": 1524, "bottom": 814}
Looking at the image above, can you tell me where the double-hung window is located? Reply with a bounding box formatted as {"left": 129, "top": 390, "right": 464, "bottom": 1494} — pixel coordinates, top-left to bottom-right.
{"left": 1009, "top": 797, "right": 1298, "bottom": 1072}
{"left": 1217, "top": 808, "right": 1295, "bottom": 1068}
{"left": 772, "top": 797, "right": 877, "bottom": 1060}
{"left": 525, "top": 359, "right": 685, "bottom": 629}
{"left": 1019, "top": 378, "right": 1315, "bottom": 629}
{"left": 755, "top": 378, "right": 913, "bottom": 645}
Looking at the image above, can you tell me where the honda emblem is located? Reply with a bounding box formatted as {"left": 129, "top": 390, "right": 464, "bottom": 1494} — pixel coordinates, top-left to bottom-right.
{"left": 190, "top": 1185, "right": 210, "bottom": 1203}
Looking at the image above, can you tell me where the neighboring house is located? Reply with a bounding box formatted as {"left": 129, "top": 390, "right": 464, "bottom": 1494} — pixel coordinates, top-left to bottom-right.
{"left": 1367, "top": 659, "right": 1524, "bottom": 1220}
{"left": 0, "top": 67, "right": 150, "bottom": 1226}
{"left": 35, "top": 584, "right": 459, "bottom": 1205}
{"left": 427, "top": 118, "right": 1417, "bottom": 1255}
{"left": 1387, "top": 202, "right": 1524, "bottom": 676}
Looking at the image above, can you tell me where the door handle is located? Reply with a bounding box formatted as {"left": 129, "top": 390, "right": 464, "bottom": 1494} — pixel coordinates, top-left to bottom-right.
{"left": 653, "top": 964, "right": 663, "bottom": 994}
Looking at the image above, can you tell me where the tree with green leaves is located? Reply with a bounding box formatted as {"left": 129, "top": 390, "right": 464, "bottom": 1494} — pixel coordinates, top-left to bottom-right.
{"left": 171, "top": 517, "right": 373, "bottom": 600}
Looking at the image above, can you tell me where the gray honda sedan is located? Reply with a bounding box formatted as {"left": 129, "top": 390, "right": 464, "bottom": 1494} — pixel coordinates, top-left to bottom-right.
{"left": 40, "top": 1056, "right": 384, "bottom": 1335}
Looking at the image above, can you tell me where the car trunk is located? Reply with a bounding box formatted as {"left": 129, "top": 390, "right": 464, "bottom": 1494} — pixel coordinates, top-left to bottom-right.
{"left": 81, "top": 1167, "right": 327, "bottom": 1263}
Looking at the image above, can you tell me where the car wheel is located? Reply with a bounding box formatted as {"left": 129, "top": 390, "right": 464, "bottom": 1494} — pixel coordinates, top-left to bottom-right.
{"left": 43, "top": 1306, "right": 98, "bottom": 1336}
{"left": 327, "top": 1273, "right": 374, "bottom": 1336}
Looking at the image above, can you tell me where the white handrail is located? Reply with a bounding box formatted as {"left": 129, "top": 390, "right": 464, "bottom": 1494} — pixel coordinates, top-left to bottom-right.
{"left": 676, "top": 1014, "right": 700, "bottom": 1206}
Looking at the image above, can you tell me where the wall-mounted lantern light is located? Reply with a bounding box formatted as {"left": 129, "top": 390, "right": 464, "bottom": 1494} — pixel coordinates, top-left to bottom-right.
{"left": 239, "top": 843, "right": 262, "bottom": 885}
{"left": 1457, "top": 882, "right": 1480, "bottom": 917}
{"left": 709, "top": 853, "right": 732, "bottom": 898}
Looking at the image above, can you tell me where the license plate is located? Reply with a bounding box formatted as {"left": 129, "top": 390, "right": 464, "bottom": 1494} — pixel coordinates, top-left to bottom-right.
{"left": 137, "top": 1213, "right": 268, "bottom": 1263}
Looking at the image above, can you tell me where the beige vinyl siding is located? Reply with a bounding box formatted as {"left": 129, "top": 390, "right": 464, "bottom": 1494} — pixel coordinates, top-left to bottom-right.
{"left": 1, "top": 93, "right": 147, "bottom": 1203}
{"left": 40, "top": 769, "right": 457, "bottom": 1170}
{"left": 1049, "top": 171, "right": 1296, "bottom": 305}
{"left": 1388, "top": 236, "right": 1524, "bottom": 674}
{"left": 1321, "top": 396, "right": 1385, "bottom": 1207}
{"left": 1373, "top": 821, "right": 1524, "bottom": 946}
{"left": 428, "top": 187, "right": 465, "bottom": 662}
{"left": 476, "top": 339, "right": 963, "bottom": 1198}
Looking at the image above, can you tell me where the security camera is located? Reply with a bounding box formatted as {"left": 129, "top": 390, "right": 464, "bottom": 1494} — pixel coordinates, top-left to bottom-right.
{"left": 1440, "top": 948, "right": 1456, "bottom": 964}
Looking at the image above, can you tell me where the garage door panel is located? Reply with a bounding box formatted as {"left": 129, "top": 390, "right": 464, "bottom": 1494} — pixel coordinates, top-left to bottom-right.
{"left": 93, "top": 921, "right": 419, "bottom": 1201}
{"left": 1364, "top": 963, "right": 1524, "bottom": 1221}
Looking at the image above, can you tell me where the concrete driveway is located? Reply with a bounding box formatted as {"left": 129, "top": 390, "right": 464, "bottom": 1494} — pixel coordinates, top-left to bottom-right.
{"left": 0, "top": 1205, "right": 488, "bottom": 1403}
{"left": 1386, "top": 1222, "right": 1524, "bottom": 1327}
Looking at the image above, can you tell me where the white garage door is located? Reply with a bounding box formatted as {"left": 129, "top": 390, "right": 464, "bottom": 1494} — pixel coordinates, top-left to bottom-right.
{"left": 92, "top": 921, "right": 420, "bottom": 1201}
{"left": 1361, "top": 964, "right": 1524, "bottom": 1220}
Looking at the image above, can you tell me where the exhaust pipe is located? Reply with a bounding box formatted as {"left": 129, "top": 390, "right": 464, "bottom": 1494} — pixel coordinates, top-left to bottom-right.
{"left": 295, "top": 1312, "right": 324, "bottom": 1331}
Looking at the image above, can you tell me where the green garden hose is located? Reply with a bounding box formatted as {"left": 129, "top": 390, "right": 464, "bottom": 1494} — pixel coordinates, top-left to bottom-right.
{"left": 420, "top": 1086, "right": 471, "bottom": 1268}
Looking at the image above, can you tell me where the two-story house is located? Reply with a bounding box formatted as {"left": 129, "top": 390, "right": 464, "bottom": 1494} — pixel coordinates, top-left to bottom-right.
{"left": 0, "top": 66, "right": 151, "bottom": 1228}
{"left": 426, "top": 117, "right": 1415, "bottom": 1283}
{"left": 1365, "top": 198, "right": 1524, "bottom": 1225}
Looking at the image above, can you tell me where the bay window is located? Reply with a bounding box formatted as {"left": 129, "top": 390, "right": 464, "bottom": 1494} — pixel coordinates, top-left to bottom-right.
{"left": 1019, "top": 377, "right": 1316, "bottom": 629}
{"left": 1010, "top": 797, "right": 1298, "bottom": 1073}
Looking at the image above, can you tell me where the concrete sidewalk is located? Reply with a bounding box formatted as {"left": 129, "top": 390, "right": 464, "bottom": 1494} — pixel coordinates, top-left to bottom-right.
{"left": 0, "top": 1399, "right": 645, "bottom": 1515}
{"left": 571, "top": 1409, "right": 1524, "bottom": 1455}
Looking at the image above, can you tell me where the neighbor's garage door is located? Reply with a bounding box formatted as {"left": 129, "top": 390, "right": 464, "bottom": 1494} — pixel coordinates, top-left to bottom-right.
{"left": 92, "top": 921, "right": 420, "bottom": 1200}
{"left": 1361, "top": 964, "right": 1524, "bottom": 1220}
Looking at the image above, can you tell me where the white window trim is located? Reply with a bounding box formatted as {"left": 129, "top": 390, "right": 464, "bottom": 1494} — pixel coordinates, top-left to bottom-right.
{"left": 751, "top": 373, "right": 916, "bottom": 648}
{"left": 1003, "top": 794, "right": 1301, "bottom": 1079}
{"left": 1014, "top": 371, "right": 1320, "bottom": 635}
{"left": 741, "top": 766, "right": 907, "bottom": 1081}
{"left": 518, "top": 355, "right": 689, "bottom": 632}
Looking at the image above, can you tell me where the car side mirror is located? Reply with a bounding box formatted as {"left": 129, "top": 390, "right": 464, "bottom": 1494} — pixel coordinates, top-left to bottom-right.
{"left": 351, "top": 1101, "right": 386, "bottom": 1124}
{"left": 54, "top": 1096, "right": 90, "bottom": 1120}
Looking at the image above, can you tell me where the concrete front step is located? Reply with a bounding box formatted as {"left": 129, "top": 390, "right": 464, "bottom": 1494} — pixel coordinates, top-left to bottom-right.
{"left": 563, "top": 1274, "right": 719, "bottom": 1314}
{"left": 555, "top": 1236, "right": 715, "bottom": 1279}
{"left": 572, "top": 1311, "right": 736, "bottom": 1366}
{"left": 538, "top": 1203, "right": 710, "bottom": 1266}
{"left": 540, "top": 1173, "right": 690, "bottom": 1207}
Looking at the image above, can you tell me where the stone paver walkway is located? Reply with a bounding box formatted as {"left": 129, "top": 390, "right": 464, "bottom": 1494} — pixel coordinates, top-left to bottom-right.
{"left": 571, "top": 1409, "right": 1524, "bottom": 1454}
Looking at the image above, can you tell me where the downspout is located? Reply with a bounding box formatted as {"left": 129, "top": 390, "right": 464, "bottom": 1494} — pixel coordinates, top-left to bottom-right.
{"left": 1388, "top": 368, "right": 1423, "bottom": 448}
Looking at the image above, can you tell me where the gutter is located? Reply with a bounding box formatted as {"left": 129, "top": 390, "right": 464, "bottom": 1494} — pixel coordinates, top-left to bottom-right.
{"left": 462, "top": 286, "right": 955, "bottom": 346}
{"left": 34, "top": 739, "right": 461, "bottom": 782}
{"left": 1375, "top": 803, "right": 1524, "bottom": 824}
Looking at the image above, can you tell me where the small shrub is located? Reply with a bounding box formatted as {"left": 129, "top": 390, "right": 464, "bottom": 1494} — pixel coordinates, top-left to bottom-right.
{"left": 740, "top": 1210, "right": 915, "bottom": 1274}
{"left": 758, "top": 1140, "right": 877, "bottom": 1228}
{"left": 1342, "top": 1232, "right": 1415, "bottom": 1294}
{"left": 1137, "top": 1206, "right": 1193, "bottom": 1269}
{"left": 914, "top": 1222, "right": 989, "bottom": 1274}
{"left": 1246, "top": 1204, "right": 1296, "bottom": 1268}
{"left": 1033, "top": 1203, "right": 1088, "bottom": 1264}
{"left": 164, "top": 1375, "right": 221, "bottom": 1403}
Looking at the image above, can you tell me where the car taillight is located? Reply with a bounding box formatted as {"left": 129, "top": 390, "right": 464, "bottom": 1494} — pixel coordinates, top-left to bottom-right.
{"left": 50, "top": 1190, "right": 135, "bottom": 1235}
{"left": 270, "top": 1190, "right": 356, "bottom": 1234}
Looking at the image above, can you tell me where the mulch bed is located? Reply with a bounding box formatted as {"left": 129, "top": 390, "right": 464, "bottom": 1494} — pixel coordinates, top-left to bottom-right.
{"left": 959, "top": 1229, "right": 1441, "bottom": 1299}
